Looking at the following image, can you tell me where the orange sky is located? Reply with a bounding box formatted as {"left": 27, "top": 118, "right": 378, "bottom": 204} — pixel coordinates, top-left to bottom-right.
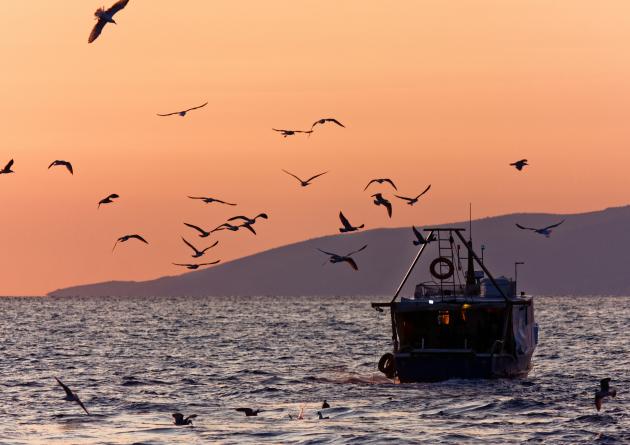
{"left": 2, "top": 1, "right": 630, "bottom": 295}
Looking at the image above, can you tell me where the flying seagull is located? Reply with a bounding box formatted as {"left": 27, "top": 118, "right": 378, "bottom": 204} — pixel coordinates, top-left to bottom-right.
{"left": 184, "top": 222, "right": 213, "bottom": 238}
{"left": 395, "top": 184, "right": 431, "bottom": 206}
{"left": 595, "top": 378, "right": 617, "bottom": 411}
{"left": 515, "top": 220, "right": 565, "bottom": 237}
{"left": 272, "top": 128, "right": 313, "bottom": 137}
{"left": 172, "top": 413, "right": 197, "bottom": 426}
{"left": 235, "top": 408, "right": 261, "bottom": 417}
{"left": 412, "top": 226, "right": 435, "bottom": 246}
{"left": 213, "top": 222, "right": 241, "bottom": 232}
{"left": 318, "top": 244, "right": 368, "bottom": 271}
{"left": 173, "top": 261, "right": 220, "bottom": 270}
{"left": 282, "top": 169, "right": 328, "bottom": 187}
{"left": 54, "top": 377, "right": 89, "bottom": 415}
{"left": 88, "top": 0, "right": 130, "bottom": 44}
{"left": 48, "top": 160, "right": 73, "bottom": 175}
{"left": 311, "top": 118, "right": 345, "bottom": 131}
{"left": 339, "top": 211, "right": 364, "bottom": 233}
{"left": 372, "top": 193, "right": 393, "bottom": 218}
{"left": 510, "top": 159, "right": 528, "bottom": 171}
{"left": 157, "top": 102, "right": 208, "bottom": 117}
{"left": 98, "top": 193, "right": 119, "bottom": 209}
{"left": 364, "top": 178, "right": 397, "bottom": 191}
{"left": 188, "top": 196, "right": 236, "bottom": 206}
{"left": 112, "top": 234, "right": 148, "bottom": 252}
{"left": 0, "top": 159, "right": 14, "bottom": 175}
{"left": 182, "top": 237, "right": 218, "bottom": 258}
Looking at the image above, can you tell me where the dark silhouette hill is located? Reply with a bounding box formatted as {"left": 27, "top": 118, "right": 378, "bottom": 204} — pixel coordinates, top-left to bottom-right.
{"left": 49, "top": 205, "right": 630, "bottom": 297}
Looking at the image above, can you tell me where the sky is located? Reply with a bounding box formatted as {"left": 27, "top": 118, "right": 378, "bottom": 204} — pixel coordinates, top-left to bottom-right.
{"left": 2, "top": 1, "right": 630, "bottom": 295}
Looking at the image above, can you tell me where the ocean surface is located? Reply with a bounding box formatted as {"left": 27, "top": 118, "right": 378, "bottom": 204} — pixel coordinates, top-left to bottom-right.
{"left": 0, "top": 295, "right": 627, "bottom": 444}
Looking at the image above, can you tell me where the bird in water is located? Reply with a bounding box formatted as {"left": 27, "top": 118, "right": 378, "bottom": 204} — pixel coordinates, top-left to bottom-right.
{"left": 394, "top": 184, "right": 431, "bottom": 206}
{"left": 188, "top": 196, "right": 236, "bottom": 206}
{"left": 112, "top": 234, "right": 148, "bottom": 252}
{"left": 371, "top": 193, "right": 393, "bottom": 218}
{"left": 172, "top": 413, "right": 197, "bottom": 425}
{"left": 311, "top": 118, "right": 345, "bottom": 131}
{"left": 322, "top": 400, "right": 330, "bottom": 409}
{"left": 88, "top": 0, "right": 130, "bottom": 44}
{"left": 54, "top": 377, "right": 89, "bottom": 415}
{"left": 282, "top": 169, "right": 328, "bottom": 187}
{"left": 98, "top": 193, "right": 119, "bottom": 209}
{"left": 0, "top": 159, "right": 14, "bottom": 175}
{"left": 172, "top": 261, "right": 220, "bottom": 270}
{"left": 339, "top": 211, "right": 364, "bottom": 233}
{"left": 364, "top": 178, "right": 397, "bottom": 191}
{"left": 272, "top": 128, "right": 313, "bottom": 138}
{"left": 412, "top": 226, "right": 435, "bottom": 246}
{"left": 317, "top": 411, "right": 330, "bottom": 420}
{"left": 157, "top": 102, "right": 208, "bottom": 117}
{"left": 318, "top": 244, "right": 368, "bottom": 271}
{"left": 595, "top": 378, "right": 617, "bottom": 411}
{"left": 515, "top": 220, "right": 565, "bottom": 237}
{"left": 184, "top": 222, "right": 213, "bottom": 238}
{"left": 235, "top": 408, "right": 261, "bottom": 417}
{"left": 48, "top": 160, "right": 73, "bottom": 175}
{"left": 510, "top": 159, "right": 528, "bottom": 171}
{"left": 181, "top": 237, "right": 218, "bottom": 258}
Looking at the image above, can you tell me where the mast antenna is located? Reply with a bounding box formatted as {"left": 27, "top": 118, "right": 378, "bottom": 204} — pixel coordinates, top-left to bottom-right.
{"left": 469, "top": 203, "right": 472, "bottom": 241}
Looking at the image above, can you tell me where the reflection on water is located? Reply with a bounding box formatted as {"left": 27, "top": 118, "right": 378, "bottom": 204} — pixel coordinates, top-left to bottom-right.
{"left": 0, "top": 295, "right": 628, "bottom": 444}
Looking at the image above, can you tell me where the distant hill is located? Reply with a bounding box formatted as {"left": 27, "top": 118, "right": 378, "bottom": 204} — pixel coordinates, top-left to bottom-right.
{"left": 49, "top": 205, "right": 630, "bottom": 297}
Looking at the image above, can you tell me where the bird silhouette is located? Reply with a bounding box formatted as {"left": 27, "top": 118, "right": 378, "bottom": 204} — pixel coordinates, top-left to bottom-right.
{"left": 55, "top": 377, "right": 89, "bottom": 415}
{"left": 272, "top": 128, "right": 313, "bottom": 137}
{"left": 311, "top": 118, "right": 345, "bottom": 131}
{"left": 394, "top": 185, "right": 431, "bottom": 206}
{"left": 188, "top": 196, "right": 236, "bottom": 206}
{"left": 322, "top": 400, "right": 330, "bottom": 409}
{"left": 48, "top": 160, "right": 73, "bottom": 175}
{"left": 318, "top": 244, "right": 368, "bottom": 271}
{"left": 282, "top": 169, "right": 328, "bottom": 187}
{"left": 181, "top": 237, "right": 218, "bottom": 258}
{"left": 235, "top": 408, "right": 261, "bottom": 417}
{"left": 595, "top": 378, "right": 617, "bottom": 411}
{"left": 412, "top": 226, "right": 435, "bottom": 246}
{"left": 0, "top": 159, "right": 14, "bottom": 175}
{"left": 227, "top": 214, "right": 268, "bottom": 225}
{"left": 172, "top": 413, "right": 197, "bottom": 425}
{"left": 88, "top": 0, "right": 129, "bottom": 43}
{"left": 338, "top": 211, "right": 364, "bottom": 233}
{"left": 510, "top": 159, "right": 528, "bottom": 171}
{"left": 516, "top": 220, "right": 565, "bottom": 237}
{"left": 112, "top": 234, "right": 148, "bottom": 252}
{"left": 184, "top": 222, "right": 213, "bottom": 238}
{"left": 173, "top": 261, "right": 220, "bottom": 270}
{"left": 317, "top": 411, "right": 330, "bottom": 420}
{"left": 98, "top": 193, "right": 119, "bottom": 209}
{"left": 364, "top": 178, "right": 397, "bottom": 191}
{"left": 213, "top": 223, "right": 241, "bottom": 232}
{"left": 372, "top": 193, "right": 393, "bottom": 218}
{"left": 157, "top": 102, "right": 208, "bottom": 117}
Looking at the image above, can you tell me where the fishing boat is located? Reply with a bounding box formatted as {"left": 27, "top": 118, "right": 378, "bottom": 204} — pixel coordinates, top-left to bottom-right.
{"left": 371, "top": 227, "right": 538, "bottom": 382}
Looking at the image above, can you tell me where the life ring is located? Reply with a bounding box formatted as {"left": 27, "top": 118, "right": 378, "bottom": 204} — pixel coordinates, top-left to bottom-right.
{"left": 430, "top": 257, "right": 454, "bottom": 280}
{"left": 378, "top": 353, "right": 396, "bottom": 378}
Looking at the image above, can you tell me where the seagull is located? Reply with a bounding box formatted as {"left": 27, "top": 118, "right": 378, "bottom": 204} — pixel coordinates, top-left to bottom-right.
{"left": 172, "top": 413, "right": 197, "bottom": 425}
{"left": 157, "top": 102, "right": 208, "bottom": 117}
{"left": 515, "top": 220, "right": 565, "bottom": 237}
{"left": 339, "top": 211, "right": 364, "bottom": 233}
{"left": 173, "top": 261, "right": 220, "bottom": 270}
{"left": 394, "top": 185, "right": 431, "bottom": 206}
{"left": 227, "top": 214, "right": 268, "bottom": 225}
{"left": 412, "top": 226, "right": 435, "bottom": 246}
{"left": 317, "top": 411, "right": 330, "bottom": 420}
{"left": 322, "top": 400, "right": 330, "bottom": 409}
{"left": 213, "top": 223, "right": 241, "bottom": 232}
{"left": 54, "top": 377, "right": 89, "bottom": 415}
{"left": 364, "top": 178, "right": 397, "bottom": 191}
{"left": 372, "top": 193, "right": 393, "bottom": 218}
{"left": 48, "top": 160, "right": 73, "bottom": 175}
{"left": 235, "top": 408, "right": 261, "bottom": 417}
{"left": 595, "top": 378, "right": 617, "bottom": 411}
{"left": 272, "top": 128, "right": 313, "bottom": 137}
{"left": 98, "top": 193, "right": 119, "bottom": 209}
{"left": 112, "top": 234, "right": 148, "bottom": 251}
{"left": 182, "top": 237, "right": 218, "bottom": 258}
{"left": 510, "top": 159, "right": 528, "bottom": 171}
{"left": 184, "top": 222, "right": 213, "bottom": 238}
{"left": 188, "top": 196, "right": 236, "bottom": 206}
{"left": 88, "top": 0, "right": 130, "bottom": 44}
{"left": 282, "top": 169, "right": 328, "bottom": 187}
{"left": 318, "top": 244, "right": 368, "bottom": 271}
{"left": 0, "top": 159, "right": 14, "bottom": 175}
{"left": 311, "top": 118, "right": 345, "bottom": 131}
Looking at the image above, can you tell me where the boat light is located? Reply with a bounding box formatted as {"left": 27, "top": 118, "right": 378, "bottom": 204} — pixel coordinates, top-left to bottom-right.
{"left": 429, "top": 299, "right": 434, "bottom": 304}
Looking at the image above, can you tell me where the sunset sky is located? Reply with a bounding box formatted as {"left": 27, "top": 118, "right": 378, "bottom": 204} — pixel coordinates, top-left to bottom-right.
{"left": 2, "top": 1, "right": 630, "bottom": 295}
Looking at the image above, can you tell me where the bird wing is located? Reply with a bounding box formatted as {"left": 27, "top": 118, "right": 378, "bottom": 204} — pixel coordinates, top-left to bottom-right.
{"left": 131, "top": 234, "right": 148, "bottom": 244}
{"left": 339, "top": 211, "right": 352, "bottom": 229}
{"left": 317, "top": 248, "right": 338, "bottom": 256}
{"left": 215, "top": 199, "right": 237, "bottom": 206}
{"left": 55, "top": 377, "right": 74, "bottom": 399}
{"left": 75, "top": 396, "right": 90, "bottom": 415}
{"left": 184, "top": 222, "right": 206, "bottom": 235}
{"left": 88, "top": 19, "right": 107, "bottom": 43}
{"left": 157, "top": 111, "right": 180, "bottom": 117}
{"left": 543, "top": 219, "right": 565, "bottom": 231}
{"left": 417, "top": 184, "right": 431, "bottom": 198}
{"left": 181, "top": 237, "right": 198, "bottom": 253}
{"left": 184, "top": 102, "right": 208, "bottom": 113}
{"left": 327, "top": 118, "right": 345, "bottom": 127}
{"left": 107, "top": 0, "right": 129, "bottom": 15}
{"left": 394, "top": 194, "right": 413, "bottom": 202}
{"left": 188, "top": 196, "right": 207, "bottom": 200}
{"left": 48, "top": 161, "right": 57, "bottom": 169}
{"left": 185, "top": 414, "right": 198, "bottom": 421}
{"left": 412, "top": 226, "right": 422, "bottom": 240}
{"left": 199, "top": 260, "right": 221, "bottom": 266}
{"left": 601, "top": 378, "right": 611, "bottom": 391}
{"left": 255, "top": 213, "right": 268, "bottom": 220}
{"left": 363, "top": 180, "right": 377, "bottom": 191}
{"left": 5, "top": 159, "right": 14, "bottom": 170}
{"left": 172, "top": 263, "right": 190, "bottom": 267}
{"left": 295, "top": 130, "right": 313, "bottom": 134}
{"left": 346, "top": 244, "right": 368, "bottom": 257}
{"left": 282, "top": 169, "right": 303, "bottom": 183}
{"left": 112, "top": 240, "right": 121, "bottom": 252}
{"left": 235, "top": 408, "right": 252, "bottom": 415}
{"left": 344, "top": 258, "right": 359, "bottom": 271}
{"left": 305, "top": 171, "right": 328, "bottom": 183}
{"left": 384, "top": 200, "right": 392, "bottom": 217}
{"left": 227, "top": 216, "right": 248, "bottom": 222}
{"left": 384, "top": 178, "right": 398, "bottom": 190}
{"left": 272, "top": 128, "right": 287, "bottom": 133}
{"left": 108, "top": 194, "right": 119, "bottom": 199}
{"left": 515, "top": 224, "right": 536, "bottom": 231}
{"left": 64, "top": 162, "right": 73, "bottom": 174}
{"left": 240, "top": 223, "right": 257, "bottom": 234}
